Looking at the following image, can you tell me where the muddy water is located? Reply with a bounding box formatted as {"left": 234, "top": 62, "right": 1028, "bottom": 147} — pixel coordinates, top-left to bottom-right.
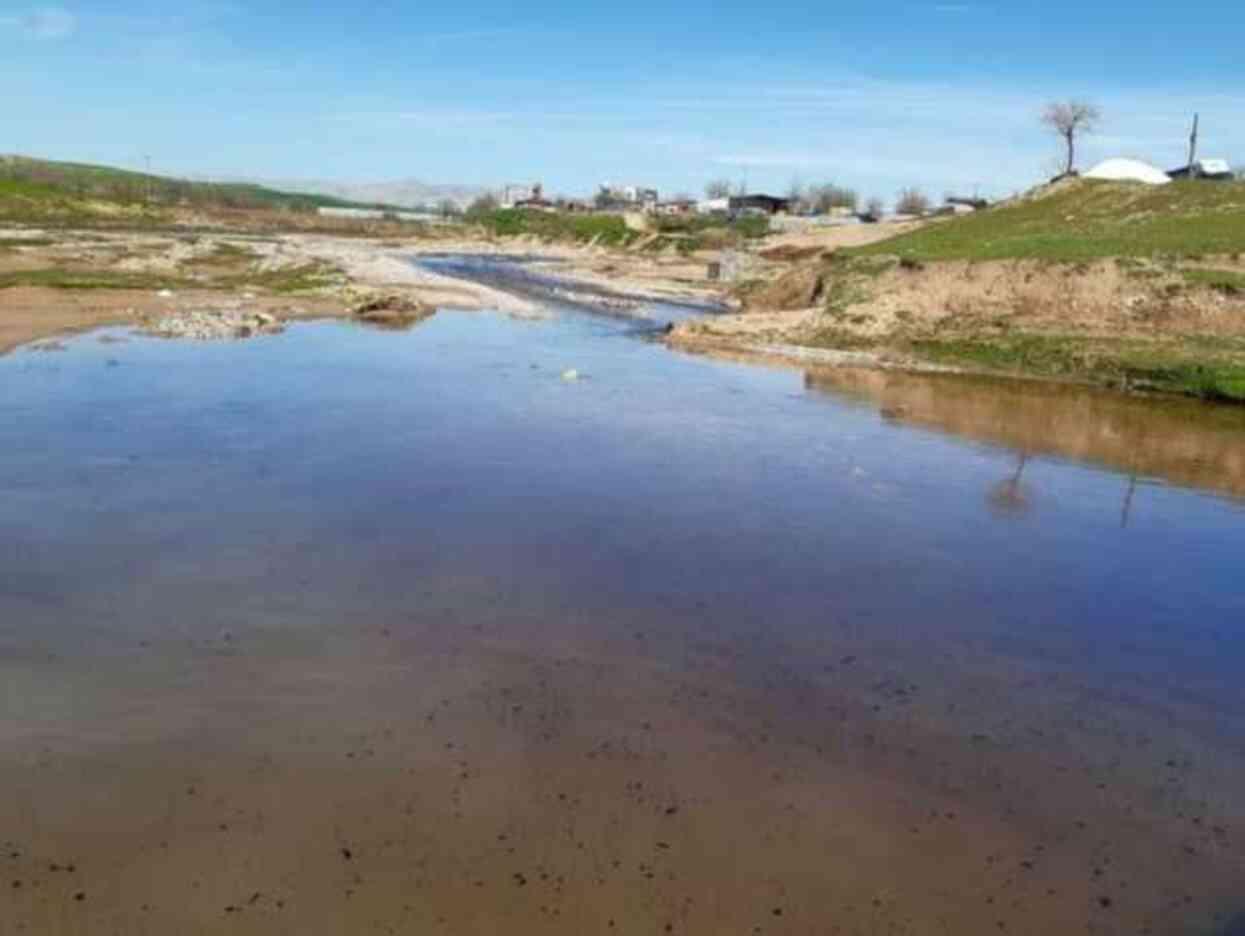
{"left": 1, "top": 306, "right": 1244, "bottom": 936}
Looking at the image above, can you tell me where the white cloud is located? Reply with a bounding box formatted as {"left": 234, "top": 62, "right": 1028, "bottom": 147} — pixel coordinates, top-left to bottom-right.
{"left": 1, "top": 7, "right": 78, "bottom": 40}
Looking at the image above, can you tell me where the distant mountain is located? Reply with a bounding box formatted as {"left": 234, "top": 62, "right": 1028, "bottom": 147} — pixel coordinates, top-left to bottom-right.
{"left": 206, "top": 176, "right": 489, "bottom": 210}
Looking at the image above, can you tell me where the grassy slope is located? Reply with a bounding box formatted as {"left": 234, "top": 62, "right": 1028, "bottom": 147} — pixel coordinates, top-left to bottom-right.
{"left": 0, "top": 156, "right": 392, "bottom": 224}
{"left": 854, "top": 179, "right": 1245, "bottom": 262}
{"left": 825, "top": 180, "right": 1245, "bottom": 401}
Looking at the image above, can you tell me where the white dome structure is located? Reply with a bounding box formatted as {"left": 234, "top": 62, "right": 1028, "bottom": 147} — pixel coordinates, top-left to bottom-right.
{"left": 1083, "top": 158, "right": 1172, "bottom": 185}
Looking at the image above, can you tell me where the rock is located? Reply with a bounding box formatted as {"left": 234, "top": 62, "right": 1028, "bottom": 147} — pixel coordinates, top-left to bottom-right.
{"left": 157, "top": 289, "right": 175, "bottom": 299}
{"left": 141, "top": 309, "right": 285, "bottom": 341}
{"left": 351, "top": 293, "right": 435, "bottom": 329}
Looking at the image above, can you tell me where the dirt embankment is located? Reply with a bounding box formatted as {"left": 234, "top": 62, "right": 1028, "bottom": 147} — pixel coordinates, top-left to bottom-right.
{"left": 668, "top": 254, "right": 1245, "bottom": 398}
{"left": 682, "top": 257, "right": 1245, "bottom": 341}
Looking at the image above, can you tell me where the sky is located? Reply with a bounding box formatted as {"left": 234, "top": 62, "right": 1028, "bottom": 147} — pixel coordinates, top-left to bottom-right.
{"left": 3, "top": 1, "right": 1245, "bottom": 202}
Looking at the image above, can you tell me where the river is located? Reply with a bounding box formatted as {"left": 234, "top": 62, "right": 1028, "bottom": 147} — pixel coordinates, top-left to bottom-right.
{"left": 1, "top": 266, "right": 1243, "bottom": 935}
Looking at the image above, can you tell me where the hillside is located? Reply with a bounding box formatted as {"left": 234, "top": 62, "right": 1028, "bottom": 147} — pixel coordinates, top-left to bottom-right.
{"left": 855, "top": 178, "right": 1245, "bottom": 262}
{"left": 0, "top": 155, "right": 396, "bottom": 224}
{"left": 673, "top": 179, "right": 1245, "bottom": 402}
{"left": 232, "top": 176, "right": 486, "bottom": 210}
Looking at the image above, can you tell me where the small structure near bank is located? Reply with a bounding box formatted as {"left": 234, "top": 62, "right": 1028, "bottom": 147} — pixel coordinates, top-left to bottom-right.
{"left": 707, "top": 251, "right": 737, "bottom": 283}
{"left": 1168, "top": 159, "right": 1235, "bottom": 181}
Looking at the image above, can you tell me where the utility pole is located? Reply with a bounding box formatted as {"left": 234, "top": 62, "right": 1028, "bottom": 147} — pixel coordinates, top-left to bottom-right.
{"left": 1187, "top": 114, "right": 1199, "bottom": 176}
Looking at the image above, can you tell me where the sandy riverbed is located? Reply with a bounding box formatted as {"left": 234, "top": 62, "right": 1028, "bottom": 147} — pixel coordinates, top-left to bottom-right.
{"left": 1, "top": 217, "right": 932, "bottom": 355}
{"left": 0, "top": 230, "right": 544, "bottom": 354}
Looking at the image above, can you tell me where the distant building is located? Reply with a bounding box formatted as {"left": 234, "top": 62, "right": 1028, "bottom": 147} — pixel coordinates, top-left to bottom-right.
{"left": 1167, "top": 159, "right": 1235, "bottom": 180}
{"left": 513, "top": 183, "right": 556, "bottom": 211}
{"left": 945, "top": 196, "right": 989, "bottom": 212}
{"left": 655, "top": 198, "right": 696, "bottom": 216}
{"left": 598, "top": 183, "right": 659, "bottom": 211}
{"left": 501, "top": 182, "right": 540, "bottom": 208}
{"left": 696, "top": 197, "right": 730, "bottom": 215}
{"left": 728, "top": 194, "right": 791, "bottom": 216}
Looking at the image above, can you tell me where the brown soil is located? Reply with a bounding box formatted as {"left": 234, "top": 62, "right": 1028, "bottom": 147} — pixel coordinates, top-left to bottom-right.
{"left": 0, "top": 230, "right": 542, "bottom": 353}
{"left": 671, "top": 257, "right": 1245, "bottom": 361}
{"left": 0, "top": 287, "right": 341, "bottom": 355}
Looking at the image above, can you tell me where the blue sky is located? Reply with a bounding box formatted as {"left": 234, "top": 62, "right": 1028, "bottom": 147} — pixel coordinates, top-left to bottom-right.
{"left": 3, "top": 1, "right": 1244, "bottom": 201}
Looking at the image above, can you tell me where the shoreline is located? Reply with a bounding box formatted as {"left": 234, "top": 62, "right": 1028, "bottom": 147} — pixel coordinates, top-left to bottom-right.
{"left": 5, "top": 225, "right": 1245, "bottom": 406}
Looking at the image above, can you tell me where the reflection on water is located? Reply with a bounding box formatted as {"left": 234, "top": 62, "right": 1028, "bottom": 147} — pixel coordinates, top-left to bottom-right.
{"left": 805, "top": 365, "right": 1245, "bottom": 503}
{"left": 2, "top": 311, "right": 1244, "bottom": 936}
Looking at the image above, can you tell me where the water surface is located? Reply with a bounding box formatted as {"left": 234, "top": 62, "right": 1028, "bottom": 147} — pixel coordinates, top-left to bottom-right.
{"left": 2, "top": 303, "right": 1243, "bottom": 935}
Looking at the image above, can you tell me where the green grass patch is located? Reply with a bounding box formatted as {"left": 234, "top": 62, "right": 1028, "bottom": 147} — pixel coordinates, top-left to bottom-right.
{"left": 1183, "top": 268, "right": 1245, "bottom": 295}
{"left": 907, "top": 334, "right": 1245, "bottom": 403}
{"left": 796, "top": 326, "right": 880, "bottom": 351}
{"left": 473, "top": 209, "right": 637, "bottom": 246}
{"left": 231, "top": 263, "right": 342, "bottom": 293}
{"left": 822, "top": 276, "right": 871, "bottom": 316}
{"left": 190, "top": 242, "right": 261, "bottom": 266}
{"left": 0, "top": 236, "right": 58, "bottom": 250}
{"left": 0, "top": 269, "right": 191, "bottom": 290}
{"left": 470, "top": 208, "right": 768, "bottom": 249}
{"left": 0, "top": 261, "right": 341, "bottom": 294}
{"left": 853, "top": 180, "right": 1245, "bottom": 263}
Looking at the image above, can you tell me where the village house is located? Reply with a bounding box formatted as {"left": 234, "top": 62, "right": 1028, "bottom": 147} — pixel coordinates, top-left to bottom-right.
{"left": 501, "top": 182, "right": 540, "bottom": 208}
{"left": 728, "top": 194, "right": 792, "bottom": 216}
{"left": 513, "top": 183, "right": 556, "bottom": 211}
{"left": 655, "top": 197, "right": 697, "bottom": 216}
{"left": 598, "top": 183, "right": 659, "bottom": 211}
{"left": 695, "top": 197, "right": 729, "bottom": 215}
{"left": 1168, "top": 158, "right": 1235, "bottom": 181}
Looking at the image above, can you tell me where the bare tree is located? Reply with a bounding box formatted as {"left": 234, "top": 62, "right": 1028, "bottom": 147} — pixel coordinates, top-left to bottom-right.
{"left": 894, "top": 188, "right": 931, "bottom": 216}
{"left": 862, "top": 197, "right": 886, "bottom": 221}
{"left": 1041, "top": 100, "right": 1101, "bottom": 176}
{"left": 704, "top": 179, "right": 732, "bottom": 199}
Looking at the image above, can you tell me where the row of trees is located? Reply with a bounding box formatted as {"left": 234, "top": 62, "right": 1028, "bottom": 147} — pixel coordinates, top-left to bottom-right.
{"left": 704, "top": 177, "right": 927, "bottom": 217}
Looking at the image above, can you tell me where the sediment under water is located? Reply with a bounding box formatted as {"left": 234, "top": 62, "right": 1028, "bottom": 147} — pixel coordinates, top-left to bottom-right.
{"left": 1, "top": 303, "right": 1243, "bottom": 936}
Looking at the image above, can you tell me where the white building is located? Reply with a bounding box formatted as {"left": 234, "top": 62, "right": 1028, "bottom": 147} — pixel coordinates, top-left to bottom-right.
{"left": 599, "top": 183, "right": 659, "bottom": 208}
{"left": 501, "top": 183, "right": 539, "bottom": 208}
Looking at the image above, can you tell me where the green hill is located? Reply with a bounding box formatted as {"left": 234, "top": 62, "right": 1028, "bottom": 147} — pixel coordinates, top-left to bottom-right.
{"left": 857, "top": 178, "right": 1245, "bottom": 262}
{"left": 0, "top": 155, "right": 393, "bottom": 223}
